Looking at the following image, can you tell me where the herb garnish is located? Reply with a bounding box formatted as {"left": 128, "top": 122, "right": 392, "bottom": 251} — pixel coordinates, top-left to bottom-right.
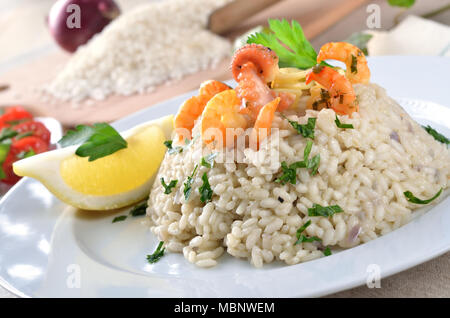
{"left": 284, "top": 116, "right": 316, "bottom": 140}
{"left": 247, "top": 19, "right": 317, "bottom": 69}
{"left": 0, "top": 143, "right": 10, "bottom": 179}
{"left": 59, "top": 123, "right": 127, "bottom": 161}
{"left": 112, "top": 215, "right": 127, "bottom": 223}
{"left": 199, "top": 172, "right": 213, "bottom": 203}
{"left": 350, "top": 55, "right": 358, "bottom": 73}
{"left": 15, "top": 131, "right": 33, "bottom": 140}
{"left": 164, "top": 140, "right": 183, "bottom": 154}
{"left": 147, "top": 241, "right": 165, "bottom": 264}
{"left": 308, "top": 204, "right": 344, "bottom": 217}
{"left": 404, "top": 188, "right": 443, "bottom": 204}
{"left": 422, "top": 125, "right": 449, "bottom": 145}
{"left": 183, "top": 165, "right": 198, "bottom": 200}
{"left": 129, "top": 202, "right": 148, "bottom": 217}
{"left": 323, "top": 246, "right": 332, "bottom": 256}
{"left": 161, "top": 178, "right": 178, "bottom": 194}
{"left": 276, "top": 140, "right": 320, "bottom": 183}
{"left": 201, "top": 153, "right": 218, "bottom": 168}
{"left": 295, "top": 220, "right": 321, "bottom": 244}
{"left": 17, "top": 149, "right": 36, "bottom": 160}
{"left": 335, "top": 115, "right": 354, "bottom": 129}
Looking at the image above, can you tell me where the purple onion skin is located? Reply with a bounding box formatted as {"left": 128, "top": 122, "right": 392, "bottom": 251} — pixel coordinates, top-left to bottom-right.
{"left": 48, "top": 0, "right": 120, "bottom": 53}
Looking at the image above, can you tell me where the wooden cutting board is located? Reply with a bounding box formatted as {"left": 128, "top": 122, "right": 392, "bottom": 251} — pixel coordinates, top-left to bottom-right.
{"left": 0, "top": 0, "right": 366, "bottom": 127}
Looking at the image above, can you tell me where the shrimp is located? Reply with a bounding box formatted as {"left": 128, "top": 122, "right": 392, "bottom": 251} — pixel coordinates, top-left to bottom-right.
{"left": 317, "top": 42, "right": 370, "bottom": 84}
{"left": 305, "top": 65, "right": 358, "bottom": 115}
{"left": 231, "top": 44, "right": 294, "bottom": 118}
{"left": 174, "top": 80, "right": 230, "bottom": 142}
{"left": 201, "top": 90, "right": 248, "bottom": 148}
{"left": 250, "top": 97, "right": 280, "bottom": 148}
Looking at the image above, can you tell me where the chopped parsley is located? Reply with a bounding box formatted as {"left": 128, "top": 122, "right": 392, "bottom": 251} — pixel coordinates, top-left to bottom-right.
{"left": 308, "top": 204, "right": 344, "bottom": 217}
{"left": 164, "top": 140, "right": 183, "bottom": 154}
{"left": 59, "top": 123, "right": 127, "bottom": 161}
{"left": 112, "top": 215, "right": 127, "bottom": 223}
{"left": 199, "top": 172, "right": 213, "bottom": 203}
{"left": 201, "top": 153, "right": 218, "bottom": 168}
{"left": 404, "top": 188, "right": 443, "bottom": 204}
{"left": 129, "top": 202, "right": 148, "bottom": 217}
{"left": 276, "top": 140, "right": 320, "bottom": 183}
{"left": 247, "top": 19, "right": 317, "bottom": 69}
{"left": 284, "top": 116, "right": 316, "bottom": 140}
{"left": 161, "top": 178, "right": 178, "bottom": 194}
{"left": 275, "top": 160, "right": 306, "bottom": 185}
{"left": 323, "top": 246, "right": 332, "bottom": 256}
{"left": 422, "top": 125, "right": 449, "bottom": 145}
{"left": 350, "top": 54, "right": 358, "bottom": 73}
{"left": 295, "top": 220, "right": 321, "bottom": 244}
{"left": 147, "top": 241, "right": 165, "bottom": 264}
{"left": 17, "top": 149, "right": 36, "bottom": 160}
{"left": 183, "top": 165, "right": 198, "bottom": 200}
{"left": 335, "top": 115, "right": 354, "bottom": 129}
{"left": 0, "top": 143, "right": 11, "bottom": 180}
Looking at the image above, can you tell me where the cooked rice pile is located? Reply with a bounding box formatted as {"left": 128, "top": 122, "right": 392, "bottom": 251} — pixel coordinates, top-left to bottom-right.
{"left": 147, "top": 83, "right": 450, "bottom": 268}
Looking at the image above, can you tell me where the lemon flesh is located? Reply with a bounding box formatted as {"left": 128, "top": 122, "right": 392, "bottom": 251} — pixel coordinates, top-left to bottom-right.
{"left": 13, "top": 115, "right": 173, "bottom": 210}
{"left": 60, "top": 126, "right": 165, "bottom": 196}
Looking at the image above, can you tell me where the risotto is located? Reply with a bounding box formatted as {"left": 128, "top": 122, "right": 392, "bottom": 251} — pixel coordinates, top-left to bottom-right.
{"left": 147, "top": 83, "right": 450, "bottom": 268}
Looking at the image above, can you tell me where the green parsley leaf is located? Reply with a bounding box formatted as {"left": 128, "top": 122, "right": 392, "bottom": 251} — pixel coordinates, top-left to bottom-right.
{"left": 59, "top": 123, "right": 128, "bottom": 161}
{"left": 0, "top": 143, "right": 11, "bottom": 180}
{"left": 404, "top": 188, "right": 443, "bottom": 204}
{"left": 129, "top": 202, "right": 148, "bottom": 217}
{"left": 164, "top": 140, "right": 183, "bottom": 154}
{"left": 307, "top": 154, "right": 321, "bottom": 176}
{"left": 183, "top": 165, "right": 198, "bottom": 201}
{"left": 147, "top": 241, "right": 165, "bottom": 264}
{"left": 0, "top": 128, "right": 18, "bottom": 142}
{"left": 285, "top": 116, "right": 316, "bottom": 139}
{"left": 161, "top": 178, "right": 178, "bottom": 194}
{"left": 295, "top": 220, "right": 322, "bottom": 245}
{"left": 388, "top": 0, "right": 415, "bottom": 8}
{"left": 112, "top": 215, "right": 127, "bottom": 223}
{"left": 199, "top": 172, "right": 213, "bottom": 203}
{"left": 350, "top": 54, "right": 358, "bottom": 74}
{"left": 335, "top": 115, "right": 354, "bottom": 129}
{"left": 422, "top": 125, "right": 449, "bottom": 145}
{"left": 308, "top": 204, "right": 344, "bottom": 217}
{"left": 201, "top": 153, "right": 218, "bottom": 168}
{"left": 345, "top": 32, "right": 373, "bottom": 56}
{"left": 323, "top": 246, "right": 332, "bottom": 256}
{"left": 247, "top": 19, "right": 317, "bottom": 69}
{"left": 275, "top": 160, "right": 306, "bottom": 185}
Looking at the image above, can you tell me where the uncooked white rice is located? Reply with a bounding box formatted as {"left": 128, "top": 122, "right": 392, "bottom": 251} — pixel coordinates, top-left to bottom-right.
{"left": 147, "top": 83, "right": 450, "bottom": 268}
{"left": 44, "top": 0, "right": 232, "bottom": 102}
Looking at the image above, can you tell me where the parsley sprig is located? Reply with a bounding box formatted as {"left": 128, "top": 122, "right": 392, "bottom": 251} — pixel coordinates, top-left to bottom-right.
{"left": 201, "top": 153, "right": 218, "bottom": 168}
{"left": 284, "top": 116, "right": 317, "bottom": 140}
{"left": 422, "top": 125, "right": 449, "bottom": 145}
{"left": 295, "top": 220, "right": 321, "bottom": 244}
{"left": 276, "top": 140, "right": 320, "bottom": 184}
{"left": 161, "top": 178, "right": 178, "bottom": 194}
{"left": 183, "top": 165, "right": 198, "bottom": 200}
{"left": 59, "top": 123, "right": 127, "bottom": 161}
{"left": 147, "top": 241, "right": 165, "bottom": 264}
{"left": 404, "top": 188, "right": 443, "bottom": 204}
{"left": 199, "top": 172, "right": 213, "bottom": 203}
{"left": 247, "top": 19, "right": 317, "bottom": 69}
{"left": 308, "top": 204, "right": 344, "bottom": 217}
{"left": 335, "top": 115, "right": 354, "bottom": 129}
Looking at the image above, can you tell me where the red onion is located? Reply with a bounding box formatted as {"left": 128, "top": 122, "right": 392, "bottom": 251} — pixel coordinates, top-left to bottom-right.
{"left": 47, "top": 0, "right": 120, "bottom": 53}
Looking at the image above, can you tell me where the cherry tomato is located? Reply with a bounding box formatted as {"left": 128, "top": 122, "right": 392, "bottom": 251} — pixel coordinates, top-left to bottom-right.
{"left": 0, "top": 106, "right": 33, "bottom": 127}
{"left": 13, "top": 121, "right": 51, "bottom": 144}
{"left": 1, "top": 137, "right": 49, "bottom": 185}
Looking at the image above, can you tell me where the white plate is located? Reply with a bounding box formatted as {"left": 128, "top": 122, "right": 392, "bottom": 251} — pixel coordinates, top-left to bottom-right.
{"left": 0, "top": 56, "right": 449, "bottom": 298}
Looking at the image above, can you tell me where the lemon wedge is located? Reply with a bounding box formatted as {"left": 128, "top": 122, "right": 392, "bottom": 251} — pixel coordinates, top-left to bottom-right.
{"left": 13, "top": 115, "right": 173, "bottom": 211}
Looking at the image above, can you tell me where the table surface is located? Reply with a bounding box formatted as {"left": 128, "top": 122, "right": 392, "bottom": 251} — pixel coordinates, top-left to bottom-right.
{"left": 0, "top": 0, "right": 449, "bottom": 298}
